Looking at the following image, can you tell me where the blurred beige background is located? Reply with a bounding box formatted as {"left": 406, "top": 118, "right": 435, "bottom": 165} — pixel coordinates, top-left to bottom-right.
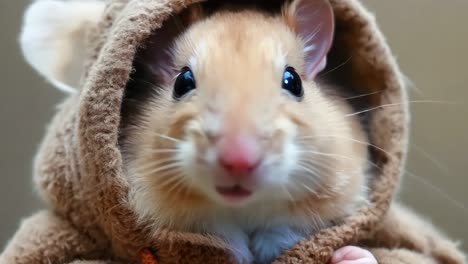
{"left": 1, "top": 0, "right": 467, "bottom": 253}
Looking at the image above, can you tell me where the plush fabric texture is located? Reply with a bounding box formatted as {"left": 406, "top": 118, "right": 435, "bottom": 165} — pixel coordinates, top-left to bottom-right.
{"left": 1, "top": 0, "right": 466, "bottom": 263}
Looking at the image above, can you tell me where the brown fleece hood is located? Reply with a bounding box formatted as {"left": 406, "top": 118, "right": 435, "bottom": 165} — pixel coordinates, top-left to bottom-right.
{"left": 1, "top": 0, "right": 466, "bottom": 264}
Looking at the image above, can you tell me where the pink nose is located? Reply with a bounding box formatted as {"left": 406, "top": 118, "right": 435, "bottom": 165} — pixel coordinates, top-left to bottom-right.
{"left": 218, "top": 133, "right": 262, "bottom": 174}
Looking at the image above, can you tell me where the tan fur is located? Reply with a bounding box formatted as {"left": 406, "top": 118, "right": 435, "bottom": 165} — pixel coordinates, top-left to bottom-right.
{"left": 125, "top": 10, "right": 369, "bottom": 235}
{"left": 1, "top": 0, "right": 466, "bottom": 263}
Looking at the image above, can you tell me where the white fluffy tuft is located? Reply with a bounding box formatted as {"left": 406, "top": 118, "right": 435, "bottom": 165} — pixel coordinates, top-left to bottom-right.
{"left": 19, "top": 0, "right": 105, "bottom": 93}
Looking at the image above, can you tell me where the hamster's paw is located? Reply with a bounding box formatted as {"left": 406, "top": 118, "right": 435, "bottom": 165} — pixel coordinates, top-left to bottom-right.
{"left": 331, "top": 246, "right": 377, "bottom": 264}
{"left": 229, "top": 239, "right": 253, "bottom": 264}
{"left": 250, "top": 226, "right": 306, "bottom": 264}
{"left": 215, "top": 227, "right": 253, "bottom": 264}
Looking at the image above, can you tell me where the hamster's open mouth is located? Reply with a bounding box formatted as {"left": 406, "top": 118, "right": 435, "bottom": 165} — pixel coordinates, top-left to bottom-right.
{"left": 216, "top": 185, "right": 253, "bottom": 203}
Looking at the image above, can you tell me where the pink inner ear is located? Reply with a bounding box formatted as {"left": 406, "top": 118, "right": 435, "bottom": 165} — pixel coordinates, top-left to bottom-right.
{"left": 292, "top": 0, "right": 335, "bottom": 80}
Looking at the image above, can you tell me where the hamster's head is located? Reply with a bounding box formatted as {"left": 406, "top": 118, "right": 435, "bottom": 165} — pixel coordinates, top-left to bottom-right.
{"left": 123, "top": 0, "right": 369, "bottom": 224}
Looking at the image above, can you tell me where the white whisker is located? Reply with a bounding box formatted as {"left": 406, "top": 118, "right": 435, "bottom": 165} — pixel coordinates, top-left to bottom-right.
{"left": 345, "top": 100, "right": 457, "bottom": 117}
{"left": 295, "top": 163, "right": 326, "bottom": 190}
{"left": 144, "top": 148, "right": 182, "bottom": 154}
{"left": 343, "top": 90, "right": 383, "bottom": 100}
{"left": 166, "top": 175, "right": 188, "bottom": 197}
{"left": 139, "top": 162, "right": 183, "bottom": 178}
{"left": 296, "top": 162, "right": 321, "bottom": 177}
{"left": 297, "top": 150, "right": 357, "bottom": 162}
{"left": 404, "top": 170, "right": 468, "bottom": 214}
{"left": 318, "top": 56, "right": 352, "bottom": 77}
{"left": 411, "top": 144, "right": 451, "bottom": 175}
{"left": 156, "top": 170, "right": 186, "bottom": 188}
{"left": 135, "top": 156, "right": 181, "bottom": 172}
{"left": 299, "top": 135, "right": 390, "bottom": 156}
{"left": 300, "top": 183, "right": 319, "bottom": 196}
{"left": 282, "top": 185, "right": 295, "bottom": 202}
{"left": 298, "top": 159, "right": 337, "bottom": 176}
{"left": 152, "top": 133, "right": 182, "bottom": 143}
{"left": 305, "top": 149, "right": 382, "bottom": 171}
{"left": 295, "top": 161, "right": 341, "bottom": 197}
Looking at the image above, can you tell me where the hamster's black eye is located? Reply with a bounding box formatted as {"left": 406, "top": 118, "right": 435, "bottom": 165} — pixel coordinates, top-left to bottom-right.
{"left": 282, "top": 66, "right": 303, "bottom": 99}
{"left": 173, "top": 66, "right": 196, "bottom": 99}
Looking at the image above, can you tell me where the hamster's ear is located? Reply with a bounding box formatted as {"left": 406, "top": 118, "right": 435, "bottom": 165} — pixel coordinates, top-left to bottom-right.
{"left": 19, "top": 0, "right": 105, "bottom": 93}
{"left": 282, "top": 0, "right": 335, "bottom": 80}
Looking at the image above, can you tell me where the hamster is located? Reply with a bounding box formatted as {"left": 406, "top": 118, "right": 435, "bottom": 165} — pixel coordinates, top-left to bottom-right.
{"left": 120, "top": 0, "right": 375, "bottom": 263}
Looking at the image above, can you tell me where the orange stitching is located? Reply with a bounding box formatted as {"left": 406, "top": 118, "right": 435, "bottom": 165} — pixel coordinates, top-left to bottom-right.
{"left": 140, "top": 248, "right": 159, "bottom": 264}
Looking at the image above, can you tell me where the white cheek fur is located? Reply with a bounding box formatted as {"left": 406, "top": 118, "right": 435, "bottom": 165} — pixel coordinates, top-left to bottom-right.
{"left": 177, "top": 139, "right": 223, "bottom": 201}
{"left": 203, "top": 111, "right": 222, "bottom": 137}
{"left": 165, "top": 112, "right": 302, "bottom": 206}
{"left": 264, "top": 116, "right": 300, "bottom": 189}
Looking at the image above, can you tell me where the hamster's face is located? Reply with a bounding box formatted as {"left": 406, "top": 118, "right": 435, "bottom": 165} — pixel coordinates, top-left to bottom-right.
{"left": 125, "top": 6, "right": 369, "bottom": 221}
